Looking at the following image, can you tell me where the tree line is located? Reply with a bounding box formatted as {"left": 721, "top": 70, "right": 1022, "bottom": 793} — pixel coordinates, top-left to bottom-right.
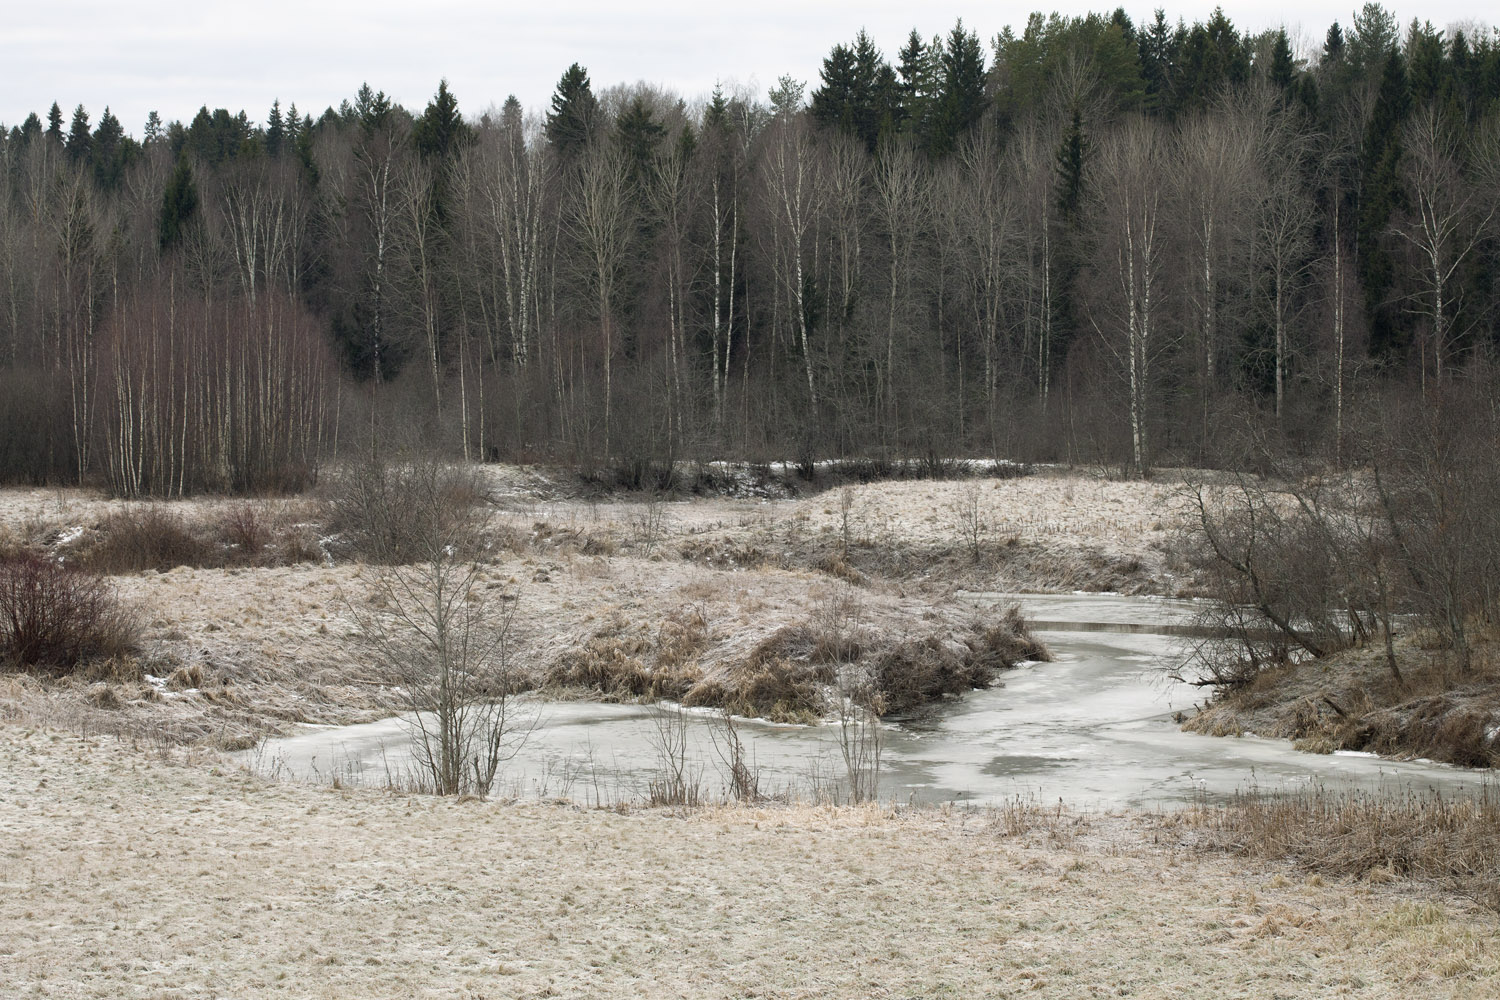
{"left": 3, "top": 4, "right": 1500, "bottom": 494}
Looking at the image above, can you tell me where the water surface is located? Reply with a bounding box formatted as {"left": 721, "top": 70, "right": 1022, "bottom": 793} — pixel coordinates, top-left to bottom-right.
{"left": 249, "top": 594, "right": 1487, "bottom": 807}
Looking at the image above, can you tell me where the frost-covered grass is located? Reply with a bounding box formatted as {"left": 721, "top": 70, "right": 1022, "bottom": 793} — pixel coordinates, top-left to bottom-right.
{"left": 5, "top": 729, "right": 1500, "bottom": 999}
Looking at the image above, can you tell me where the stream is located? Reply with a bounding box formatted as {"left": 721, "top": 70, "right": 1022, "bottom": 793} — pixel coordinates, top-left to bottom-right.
{"left": 246, "top": 594, "right": 1490, "bottom": 808}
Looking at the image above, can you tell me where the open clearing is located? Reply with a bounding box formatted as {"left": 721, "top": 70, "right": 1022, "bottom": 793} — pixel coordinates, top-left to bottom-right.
{"left": 4, "top": 729, "right": 1498, "bottom": 999}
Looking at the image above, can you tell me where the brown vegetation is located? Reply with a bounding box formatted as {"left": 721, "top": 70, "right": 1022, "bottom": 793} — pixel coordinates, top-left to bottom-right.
{"left": 0, "top": 554, "right": 138, "bottom": 673}
{"left": 1184, "top": 786, "right": 1500, "bottom": 912}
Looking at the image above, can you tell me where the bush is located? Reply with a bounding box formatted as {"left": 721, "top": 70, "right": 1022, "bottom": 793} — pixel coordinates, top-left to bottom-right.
{"left": 0, "top": 554, "right": 139, "bottom": 673}
{"left": 81, "top": 508, "right": 209, "bottom": 573}
{"left": 326, "top": 458, "right": 489, "bottom": 564}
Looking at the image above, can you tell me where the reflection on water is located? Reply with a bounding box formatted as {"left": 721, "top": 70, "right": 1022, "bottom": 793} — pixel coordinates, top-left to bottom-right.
{"left": 247, "top": 594, "right": 1489, "bottom": 808}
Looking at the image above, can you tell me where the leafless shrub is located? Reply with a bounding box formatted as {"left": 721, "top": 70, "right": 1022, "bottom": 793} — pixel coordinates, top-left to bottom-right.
{"left": 1, "top": 554, "right": 140, "bottom": 674}
{"left": 950, "top": 481, "right": 987, "bottom": 561}
{"left": 628, "top": 493, "right": 669, "bottom": 556}
{"left": 708, "top": 708, "right": 760, "bottom": 802}
{"left": 350, "top": 553, "right": 532, "bottom": 797}
{"left": 646, "top": 707, "right": 704, "bottom": 808}
{"left": 80, "top": 508, "right": 210, "bottom": 574}
{"left": 838, "top": 486, "right": 855, "bottom": 558}
{"left": 326, "top": 456, "right": 489, "bottom": 564}
{"left": 217, "top": 505, "right": 270, "bottom": 560}
{"left": 835, "top": 670, "right": 882, "bottom": 804}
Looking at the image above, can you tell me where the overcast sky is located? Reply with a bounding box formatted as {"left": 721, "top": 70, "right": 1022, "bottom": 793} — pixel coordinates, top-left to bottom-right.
{"left": 4, "top": 2, "right": 1494, "bottom": 136}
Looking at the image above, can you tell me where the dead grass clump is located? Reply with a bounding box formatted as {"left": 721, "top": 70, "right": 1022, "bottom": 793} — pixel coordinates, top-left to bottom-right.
{"left": 81, "top": 508, "right": 209, "bottom": 573}
{"left": 966, "top": 606, "right": 1051, "bottom": 669}
{"left": 814, "top": 553, "right": 866, "bottom": 584}
{"left": 548, "top": 617, "right": 706, "bottom": 702}
{"left": 869, "top": 638, "right": 984, "bottom": 715}
{"left": 0, "top": 554, "right": 140, "bottom": 674}
{"left": 683, "top": 658, "right": 825, "bottom": 723}
{"left": 1358, "top": 700, "right": 1499, "bottom": 768}
{"left": 867, "top": 611, "right": 1049, "bottom": 716}
{"left": 166, "top": 663, "right": 205, "bottom": 690}
{"left": 676, "top": 538, "right": 772, "bottom": 570}
{"left": 1192, "top": 787, "right": 1500, "bottom": 911}
{"left": 0, "top": 525, "right": 31, "bottom": 562}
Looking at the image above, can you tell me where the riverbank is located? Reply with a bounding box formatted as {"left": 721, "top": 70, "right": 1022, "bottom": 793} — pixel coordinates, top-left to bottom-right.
{"left": 4, "top": 727, "right": 1497, "bottom": 999}
{"left": 0, "top": 466, "right": 1195, "bottom": 745}
{"left": 1185, "top": 630, "right": 1500, "bottom": 768}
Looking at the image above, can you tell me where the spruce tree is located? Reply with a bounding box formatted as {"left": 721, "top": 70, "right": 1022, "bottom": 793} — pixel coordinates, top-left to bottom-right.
{"left": 929, "top": 20, "right": 987, "bottom": 155}
{"left": 266, "top": 100, "right": 285, "bottom": 157}
{"left": 414, "top": 80, "right": 470, "bottom": 160}
{"left": 616, "top": 95, "right": 665, "bottom": 190}
{"left": 897, "top": 30, "right": 938, "bottom": 142}
{"left": 46, "top": 103, "right": 63, "bottom": 143}
{"left": 1358, "top": 48, "right": 1411, "bottom": 357}
{"left": 1270, "top": 29, "right": 1295, "bottom": 93}
{"left": 66, "top": 105, "right": 92, "bottom": 163}
{"left": 545, "top": 63, "right": 598, "bottom": 159}
{"left": 92, "top": 107, "right": 126, "bottom": 189}
{"left": 159, "top": 155, "right": 198, "bottom": 250}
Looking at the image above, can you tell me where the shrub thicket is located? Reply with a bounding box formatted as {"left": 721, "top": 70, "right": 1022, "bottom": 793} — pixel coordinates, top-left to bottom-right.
{"left": 0, "top": 554, "right": 139, "bottom": 673}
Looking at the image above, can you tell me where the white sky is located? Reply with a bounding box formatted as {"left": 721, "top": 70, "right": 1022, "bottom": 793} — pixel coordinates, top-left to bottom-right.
{"left": 4, "top": 2, "right": 1494, "bottom": 136}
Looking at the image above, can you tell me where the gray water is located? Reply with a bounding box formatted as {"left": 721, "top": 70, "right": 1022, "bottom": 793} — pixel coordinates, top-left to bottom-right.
{"left": 247, "top": 594, "right": 1488, "bottom": 808}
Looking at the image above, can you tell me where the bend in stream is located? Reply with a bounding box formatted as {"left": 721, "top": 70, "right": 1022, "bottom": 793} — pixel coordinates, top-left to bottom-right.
{"left": 246, "top": 594, "right": 1490, "bottom": 809}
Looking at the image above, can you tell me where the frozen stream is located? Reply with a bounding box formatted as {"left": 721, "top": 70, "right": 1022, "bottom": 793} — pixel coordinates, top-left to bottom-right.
{"left": 247, "top": 594, "right": 1489, "bottom": 808}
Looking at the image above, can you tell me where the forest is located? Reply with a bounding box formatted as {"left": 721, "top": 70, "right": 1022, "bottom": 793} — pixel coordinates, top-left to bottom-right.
{"left": 3, "top": 3, "right": 1500, "bottom": 494}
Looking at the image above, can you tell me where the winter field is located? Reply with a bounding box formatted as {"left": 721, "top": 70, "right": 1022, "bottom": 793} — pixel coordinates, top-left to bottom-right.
{"left": 3, "top": 466, "right": 1498, "bottom": 996}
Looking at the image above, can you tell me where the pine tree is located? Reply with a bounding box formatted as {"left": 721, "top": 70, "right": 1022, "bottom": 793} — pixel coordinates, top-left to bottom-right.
{"left": 545, "top": 63, "right": 598, "bottom": 159}
{"left": 144, "top": 111, "right": 163, "bottom": 145}
{"left": 768, "top": 76, "right": 805, "bottom": 117}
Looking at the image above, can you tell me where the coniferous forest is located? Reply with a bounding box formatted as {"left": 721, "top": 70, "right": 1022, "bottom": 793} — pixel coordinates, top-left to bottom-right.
{"left": 4, "top": 4, "right": 1500, "bottom": 494}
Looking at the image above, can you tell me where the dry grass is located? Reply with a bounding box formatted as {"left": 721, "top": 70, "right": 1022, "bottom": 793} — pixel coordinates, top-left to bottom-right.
{"left": 5, "top": 727, "right": 1499, "bottom": 999}
{"left": 546, "top": 610, "right": 709, "bottom": 702}
{"left": 1182, "top": 786, "right": 1500, "bottom": 912}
